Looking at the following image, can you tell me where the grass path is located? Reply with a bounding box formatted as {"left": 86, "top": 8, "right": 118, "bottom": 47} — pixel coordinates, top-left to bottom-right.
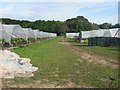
{"left": 3, "top": 36, "right": 119, "bottom": 88}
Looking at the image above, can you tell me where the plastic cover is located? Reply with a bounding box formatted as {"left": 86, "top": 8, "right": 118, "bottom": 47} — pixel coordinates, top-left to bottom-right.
{"left": 0, "top": 50, "right": 38, "bottom": 78}
{"left": 0, "top": 24, "right": 2, "bottom": 50}
{"left": 94, "top": 29, "right": 106, "bottom": 37}
{"left": 27, "top": 28, "right": 35, "bottom": 38}
{"left": 39, "top": 31, "right": 44, "bottom": 38}
{"left": 33, "top": 30, "right": 40, "bottom": 39}
{"left": 66, "top": 33, "right": 79, "bottom": 38}
{"left": 109, "top": 28, "right": 119, "bottom": 37}
{"left": 103, "top": 29, "right": 111, "bottom": 37}
{"left": 3, "top": 25, "right": 26, "bottom": 44}
{"left": 81, "top": 31, "right": 90, "bottom": 39}
{"left": 23, "top": 28, "right": 29, "bottom": 41}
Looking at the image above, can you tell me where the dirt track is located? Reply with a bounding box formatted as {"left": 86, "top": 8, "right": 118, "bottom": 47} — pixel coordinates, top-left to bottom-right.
{"left": 59, "top": 39, "right": 118, "bottom": 69}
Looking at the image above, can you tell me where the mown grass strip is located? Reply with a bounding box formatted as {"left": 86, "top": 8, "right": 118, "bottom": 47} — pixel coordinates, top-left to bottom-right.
{"left": 3, "top": 37, "right": 119, "bottom": 88}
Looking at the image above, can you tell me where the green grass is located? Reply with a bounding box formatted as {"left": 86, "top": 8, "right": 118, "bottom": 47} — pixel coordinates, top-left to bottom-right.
{"left": 67, "top": 38, "right": 119, "bottom": 60}
{"left": 3, "top": 36, "right": 119, "bottom": 88}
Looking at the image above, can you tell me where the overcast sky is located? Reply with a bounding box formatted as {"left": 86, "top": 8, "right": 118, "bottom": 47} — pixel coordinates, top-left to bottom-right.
{"left": 0, "top": 0, "right": 119, "bottom": 24}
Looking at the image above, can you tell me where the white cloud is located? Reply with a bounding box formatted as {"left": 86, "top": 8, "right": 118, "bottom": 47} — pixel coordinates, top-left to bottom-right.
{"left": 0, "top": 2, "right": 118, "bottom": 24}
{"left": 88, "top": 14, "right": 118, "bottom": 24}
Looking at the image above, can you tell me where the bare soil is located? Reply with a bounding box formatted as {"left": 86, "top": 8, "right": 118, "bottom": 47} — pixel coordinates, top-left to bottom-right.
{"left": 59, "top": 39, "right": 118, "bottom": 69}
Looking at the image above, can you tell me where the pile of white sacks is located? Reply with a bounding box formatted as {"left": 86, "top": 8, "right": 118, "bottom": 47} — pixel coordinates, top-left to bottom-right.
{"left": 0, "top": 50, "right": 38, "bottom": 79}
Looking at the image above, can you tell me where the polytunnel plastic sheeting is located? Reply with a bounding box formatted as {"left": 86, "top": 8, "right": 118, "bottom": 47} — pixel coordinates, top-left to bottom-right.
{"left": 46, "top": 33, "right": 49, "bottom": 37}
{"left": 66, "top": 33, "right": 79, "bottom": 38}
{"left": 91, "top": 29, "right": 106, "bottom": 37}
{"left": 3, "top": 25, "right": 26, "bottom": 44}
{"left": 109, "top": 28, "right": 119, "bottom": 37}
{"left": 66, "top": 33, "right": 72, "bottom": 38}
{"left": 47, "top": 33, "right": 50, "bottom": 37}
{"left": 33, "top": 30, "right": 39, "bottom": 39}
{"left": 103, "top": 29, "right": 111, "bottom": 37}
{"left": 50, "top": 33, "right": 56, "bottom": 37}
{"left": 27, "top": 28, "right": 35, "bottom": 38}
{"left": 39, "top": 31, "right": 44, "bottom": 38}
{"left": 0, "top": 24, "right": 2, "bottom": 41}
{"left": 51, "top": 33, "right": 55, "bottom": 37}
{"left": 23, "top": 28, "right": 29, "bottom": 41}
{"left": 115, "top": 29, "right": 120, "bottom": 38}
{"left": 81, "top": 31, "right": 90, "bottom": 39}
{"left": 0, "top": 50, "right": 38, "bottom": 78}
{"left": 75, "top": 33, "right": 79, "bottom": 37}
{"left": 11, "top": 35, "right": 18, "bottom": 38}
{"left": 46, "top": 32, "right": 49, "bottom": 37}
{"left": 89, "top": 30, "right": 95, "bottom": 38}
{"left": 43, "top": 32, "right": 47, "bottom": 37}
{"left": 44, "top": 32, "right": 47, "bottom": 37}
{"left": 0, "top": 24, "right": 10, "bottom": 44}
{"left": 0, "top": 24, "right": 3, "bottom": 50}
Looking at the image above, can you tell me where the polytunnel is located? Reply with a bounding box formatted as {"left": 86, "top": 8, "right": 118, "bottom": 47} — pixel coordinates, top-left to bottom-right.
{"left": 46, "top": 32, "right": 50, "bottom": 37}
{"left": 109, "top": 28, "right": 119, "bottom": 38}
{"left": 0, "top": 24, "right": 3, "bottom": 49}
{"left": 51, "top": 33, "right": 56, "bottom": 38}
{"left": 0, "top": 24, "right": 3, "bottom": 43}
{"left": 0, "top": 24, "right": 2, "bottom": 41}
{"left": 66, "top": 33, "right": 78, "bottom": 38}
{"left": 23, "top": 28, "right": 29, "bottom": 41}
{"left": 115, "top": 29, "right": 120, "bottom": 38}
{"left": 89, "top": 30, "right": 98, "bottom": 38}
{"left": 103, "top": 29, "right": 111, "bottom": 37}
{"left": 33, "top": 30, "right": 40, "bottom": 39}
{"left": 27, "top": 28, "right": 35, "bottom": 38}
{"left": 45, "top": 32, "right": 48, "bottom": 37}
{"left": 43, "top": 32, "right": 47, "bottom": 38}
{"left": 80, "top": 31, "right": 90, "bottom": 39}
{"left": 1, "top": 24, "right": 9, "bottom": 43}
{"left": 3, "top": 25, "right": 26, "bottom": 44}
{"left": 47, "top": 33, "right": 50, "bottom": 37}
{"left": 75, "top": 33, "right": 79, "bottom": 37}
{"left": 39, "top": 31, "right": 44, "bottom": 38}
{"left": 0, "top": 24, "right": 9, "bottom": 44}
{"left": 93, "top": 29, "right": 106, "bottom": 37}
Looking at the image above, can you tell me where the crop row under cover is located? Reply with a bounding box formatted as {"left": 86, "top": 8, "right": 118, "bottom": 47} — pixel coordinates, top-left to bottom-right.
{"left": 0, "top": 24, "right": 57, "bottom": 45}
{"left": 66, "top": 28, "right": 120, "bottom": 39}
{"left": 80, "top": 28, "right": 120, "bottom": 39}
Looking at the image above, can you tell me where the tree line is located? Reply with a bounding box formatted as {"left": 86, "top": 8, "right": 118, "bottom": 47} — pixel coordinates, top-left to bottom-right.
{"left": 1, "top": 16, "right": 120, "bottom": 35}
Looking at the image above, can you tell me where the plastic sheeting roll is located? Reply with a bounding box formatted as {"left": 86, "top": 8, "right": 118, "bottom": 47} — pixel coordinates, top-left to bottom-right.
{"left": 0, "top": 50, "right": 38, "bottom": 78}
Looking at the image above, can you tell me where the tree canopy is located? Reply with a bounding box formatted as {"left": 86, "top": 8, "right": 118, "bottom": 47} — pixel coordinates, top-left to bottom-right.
{"left": 1, "top": 16, "right": 119, "bottom": 36}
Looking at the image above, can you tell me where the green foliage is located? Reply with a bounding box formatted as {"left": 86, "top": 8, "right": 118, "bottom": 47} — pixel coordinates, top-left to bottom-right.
{"left": 92, "top": 23, "right": 100, "bottom": 30}
{"left": 2, "top": 39, "right": 5, "bottom": 43}
{"left": 11, "top": 38, "right": 25, "bottom": 44}
{"left": 1, "top": 18, "right": 31, "bottom": 28}
{"left": 111, "top": 24, "right": 120, "bottom": 28}
{"left": 99, "top": 22, "right": 112, "bottom": 29}
{"left": 28, "top": 38, "right": 36, "bottom": 41}
{"left": 1, "top": 16, "right": 118, "bottom": 36}
{"left": 66, "top": 16, "right": 93, "bottom": 32}
{"left": 3, "top": 37, "right": 118, "bottom": 88}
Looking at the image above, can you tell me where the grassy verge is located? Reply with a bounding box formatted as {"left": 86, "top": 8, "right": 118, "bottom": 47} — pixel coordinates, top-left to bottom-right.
{"left": 2, "top": 36, "right": 119, "bottom": 88}
{"left": 66, "top": 38, "right": 119, "bottom": 60}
